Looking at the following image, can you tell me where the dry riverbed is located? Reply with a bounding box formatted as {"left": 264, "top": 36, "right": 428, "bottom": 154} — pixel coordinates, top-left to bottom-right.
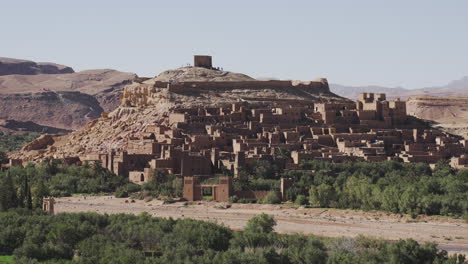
{"left": 55, "top": 195, "right": 468, "bottom": 255}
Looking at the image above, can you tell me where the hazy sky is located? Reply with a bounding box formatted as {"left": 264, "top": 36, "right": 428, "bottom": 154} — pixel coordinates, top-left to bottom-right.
{"left": 2, "top": 0, "right": 467, "bottom": 88}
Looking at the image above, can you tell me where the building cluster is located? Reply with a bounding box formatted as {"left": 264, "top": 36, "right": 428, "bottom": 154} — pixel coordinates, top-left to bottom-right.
{"left": 75, "top": 92, "right": 468, "bottom": 201}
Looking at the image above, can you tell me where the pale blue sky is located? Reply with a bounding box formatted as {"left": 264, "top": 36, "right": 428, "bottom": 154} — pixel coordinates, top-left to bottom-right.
{"left": 2, "top": 0, "right": 467, "bottom": 88}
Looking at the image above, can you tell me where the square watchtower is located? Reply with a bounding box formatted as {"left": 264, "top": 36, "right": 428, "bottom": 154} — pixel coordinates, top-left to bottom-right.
{"left": 194, "top": 55, "right": 212, "bottom": 69}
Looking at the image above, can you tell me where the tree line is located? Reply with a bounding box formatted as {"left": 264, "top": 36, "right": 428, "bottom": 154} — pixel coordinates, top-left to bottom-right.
{"left": 1, "top": 158, "right": 467, "bottom": 217}
{"left": 234, "top": 159, "right": 467, "bottom": 217}
{"left": 0, "top": 211, "right": 465, "bottom": 264}
{"left": 0, "top": 161, "right": 127, "bottom": 211}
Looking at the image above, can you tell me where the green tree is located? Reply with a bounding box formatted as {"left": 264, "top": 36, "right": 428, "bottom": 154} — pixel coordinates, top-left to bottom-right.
{"left": 32, "top": 179, "right": 49, "bottom": 209}
{"left": 0, "top": 151, "right": 6, "bottom": 163}
{"left": 309, "top": 184, "right": 335, "bottom": 207}
{"left": 0, "top": 173, "right": 18, "bottom": 211}
{"left": 380, "top": 186, "right": 400, "bottom": 213}
{"left": 245, "top": 213, "right": 276, "bottom": 234}
{"left": 399, "top": 186, "right": 421, "bottom": 215}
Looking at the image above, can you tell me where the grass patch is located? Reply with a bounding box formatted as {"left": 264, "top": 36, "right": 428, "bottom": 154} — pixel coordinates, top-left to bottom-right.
{"left": 0, "top": 255, "right": 14, "bottom": 264}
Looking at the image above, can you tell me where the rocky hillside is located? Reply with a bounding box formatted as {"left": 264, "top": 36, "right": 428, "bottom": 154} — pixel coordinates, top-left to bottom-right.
{"left": 407, "top": 96, "right": 468, "bottom": 138}
{"left": 12, "top": 66, "right": 346, "bottom": 161}
{"left": 0, "top": 58, "right": 136, "bottom": 130}
{"left": 0, "top": 57, "right": 74, "bottom": 75}
{"left": 0, "top": 119, "right": 70, "bottom": 135}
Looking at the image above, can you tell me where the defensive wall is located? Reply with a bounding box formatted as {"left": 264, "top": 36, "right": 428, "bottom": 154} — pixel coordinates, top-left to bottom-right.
{"left": 152, "top": 79, "right": 330, "bottom": 93}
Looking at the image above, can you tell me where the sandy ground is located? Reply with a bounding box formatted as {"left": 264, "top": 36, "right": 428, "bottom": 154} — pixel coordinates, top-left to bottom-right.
{"left": 55, "top": 196, "right": 468, "bottom": 255}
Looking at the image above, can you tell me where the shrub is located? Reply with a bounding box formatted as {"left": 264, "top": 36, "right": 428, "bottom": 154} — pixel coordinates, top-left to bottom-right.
{"left": 228, "top": 195, "right": 239, "bottom": 203}
{"left": 245, "top": 213, "right": 276, "bottom": 233}
{"left": 237, "top": 198, "right": 257, "bottom": 204}
{"left": 114, "top": 187, "right": 128, "bottom": 198}
{"left": 260, "top": 192, "right": 281, "bottom": 204}
{"left": 295, "top": 195, "right": 308, "bottom": 206}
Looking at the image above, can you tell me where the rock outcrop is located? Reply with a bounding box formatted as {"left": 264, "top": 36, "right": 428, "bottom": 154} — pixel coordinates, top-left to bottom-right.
{"left": 22, "top": 134, "right": 55, "bottom": 151}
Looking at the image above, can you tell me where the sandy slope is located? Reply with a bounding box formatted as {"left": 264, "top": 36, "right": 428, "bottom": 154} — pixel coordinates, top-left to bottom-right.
{"left": 407, "top": 96, "right": 468, "bottom": 138}
{"left": 55, "top": 196, "right": 468, "bottom": 255}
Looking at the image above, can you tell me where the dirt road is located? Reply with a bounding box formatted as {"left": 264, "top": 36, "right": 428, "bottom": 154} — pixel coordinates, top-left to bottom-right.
{"left": 55, "top": 196, "right": 468, "bottom": 255}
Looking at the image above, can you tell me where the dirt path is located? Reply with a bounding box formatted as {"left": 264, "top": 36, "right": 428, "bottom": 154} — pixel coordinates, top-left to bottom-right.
{"left": 55, "top": 196, "right": 468, "bottom": 255}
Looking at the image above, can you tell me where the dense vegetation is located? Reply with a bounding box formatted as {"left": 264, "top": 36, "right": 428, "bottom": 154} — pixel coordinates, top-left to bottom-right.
{"left": 0, "top": 162, "right": 127, "bottom": 211}
{"left": 0, "top": 132, "right": 40, "bottom": 153}
{"left": 0, "top": 211, "right": 465, "bottom": 264}
{"left": 236, "top": 160, "right": 468, "bottom": 217}
{"left": 1, "top": 157, "right": 467, "bottom": 218}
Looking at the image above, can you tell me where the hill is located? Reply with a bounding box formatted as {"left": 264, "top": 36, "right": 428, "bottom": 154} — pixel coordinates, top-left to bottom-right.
{"left": 0, "top": 58, "right": 136, "bottom": 130}
{"left": 330, "top": 76, "right": 468, "bottom": 99}
{"left": 0, "top": 57, "right": 74, "bottom": 75}
{"left": 12, "top": 65, "right": 345, "bottom": 161}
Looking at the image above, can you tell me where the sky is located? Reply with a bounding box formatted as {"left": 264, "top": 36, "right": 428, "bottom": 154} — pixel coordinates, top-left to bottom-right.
{"left": 1, "top": 0, "right": 467, "bottom": 88}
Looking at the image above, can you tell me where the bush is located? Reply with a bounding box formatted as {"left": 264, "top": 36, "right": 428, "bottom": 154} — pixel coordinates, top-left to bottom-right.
{"left": 114, "top": 187, "right": 129, "bottom": 198}
{"left": 309, "top": 184, "right": 335, "bottom": 207}
{"left": 295, "top": 194, "right": 308, "bottom": 206}
{"left": 228, "top": 195, "right": 239, "bottom": 203}
{"left": 245, "top": 213, "right": 276, "bottom": 233}
{"left": 237, "top": 198, "right": 257, "bottom": 204}
{"left": 0, "top": 211, "right": 464, "bottom": 263}
{"left": 260, "top": 192, "right": 281, "bottom": 204}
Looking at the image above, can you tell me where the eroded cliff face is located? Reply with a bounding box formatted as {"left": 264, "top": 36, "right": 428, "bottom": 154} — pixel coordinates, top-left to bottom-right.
{"left": 0, "top": 66, "right": 136, "bottom": 130}
{"left": 407, "top": 96, "right": 468, "bottom": 138}
{"left": 0, "top": 91, "right": 104, "bottom": 130}
{"left": 13, "top": 67, "right": 346, "bottom": 161}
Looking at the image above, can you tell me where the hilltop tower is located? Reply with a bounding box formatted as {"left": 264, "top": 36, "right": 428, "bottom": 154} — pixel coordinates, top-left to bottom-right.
{"left": 194, "top": 55, "right": 212, "bottom": 69}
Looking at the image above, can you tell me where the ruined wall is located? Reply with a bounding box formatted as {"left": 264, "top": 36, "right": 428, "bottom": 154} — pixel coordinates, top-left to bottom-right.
{"left": 157, "top": 79, "right": 330, "bottom": 93}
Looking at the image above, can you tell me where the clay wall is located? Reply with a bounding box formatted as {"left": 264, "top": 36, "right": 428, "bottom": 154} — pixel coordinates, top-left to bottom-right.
{"left": 158, "top": 79, "right": 329, "bottom": 93}
{"left": 181, "top": 154, "right": 212, "bottom": 176}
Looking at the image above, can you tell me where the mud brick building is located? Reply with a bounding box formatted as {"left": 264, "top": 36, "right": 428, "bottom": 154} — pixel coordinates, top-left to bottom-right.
{"left": 73, "top": 86, "right": 468, "bottom": 202}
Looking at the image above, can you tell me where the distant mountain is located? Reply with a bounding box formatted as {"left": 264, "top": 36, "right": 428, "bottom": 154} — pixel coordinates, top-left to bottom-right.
{"left": 0, "top": 57, "right": 136, "bottom": 130}
{"left": 330, "top": 76, "right": 468, "bottom": 99}
{"left": 330, "top": 84, "right": 409, "bottom": 99}
{"left": 0, "top": 57, "right": 74, "bottom": 75}
{"left": 329, "top": 76, "right": 468, "bottom": 139}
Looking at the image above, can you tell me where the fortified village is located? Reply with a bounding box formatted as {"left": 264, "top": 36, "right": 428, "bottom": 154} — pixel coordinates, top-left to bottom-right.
{"left": 5, "top": 56, "right": 468, "bottom": 202}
